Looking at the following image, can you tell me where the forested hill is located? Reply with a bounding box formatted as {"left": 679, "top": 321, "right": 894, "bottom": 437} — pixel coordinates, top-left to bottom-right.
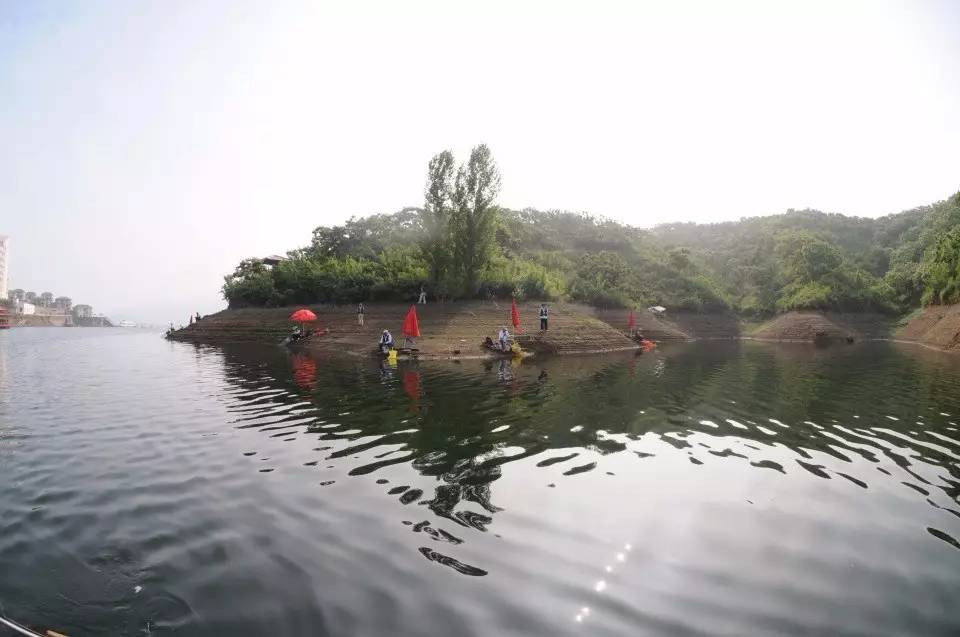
{"left": 222, "top": 147, "right": 960, "bottom": 317}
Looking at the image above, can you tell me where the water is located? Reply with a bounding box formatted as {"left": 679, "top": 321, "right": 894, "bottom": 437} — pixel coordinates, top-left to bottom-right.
{"left": 2, "top": 328, "right": 960, "bottom": 636}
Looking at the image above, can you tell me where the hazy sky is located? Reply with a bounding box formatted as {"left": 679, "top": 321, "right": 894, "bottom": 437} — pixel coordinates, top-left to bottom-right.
{"left": 2, "top": 0, "right": 959, "bottom": 323}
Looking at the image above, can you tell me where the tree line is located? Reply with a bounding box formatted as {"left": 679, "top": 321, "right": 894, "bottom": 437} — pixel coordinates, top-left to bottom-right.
{"left": 222, "top": 147, "right": 960, "bottom": 315}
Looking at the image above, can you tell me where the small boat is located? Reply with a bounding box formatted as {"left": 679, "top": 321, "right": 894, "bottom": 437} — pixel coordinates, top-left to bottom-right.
{"left": 482, "top": 340, "right": 530, "bottom": 359}
{"left": 632, "top": 336, "right": 657, "bottom": 353}
{"left": 117, "top": 320, "right": 136, "bottom": 328}
{"left": 373, "top": 347, "right": 420, "bottom": 359}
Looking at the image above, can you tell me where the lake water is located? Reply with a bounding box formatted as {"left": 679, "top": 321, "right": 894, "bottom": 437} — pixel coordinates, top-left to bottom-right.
{"left": 2, "top": 328, "right": 960, "bottom": 636}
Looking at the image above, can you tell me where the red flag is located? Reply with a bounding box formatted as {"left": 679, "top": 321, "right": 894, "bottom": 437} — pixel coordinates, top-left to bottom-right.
{"left": 628, "top": 309, "right": 637, "bottom": 330}
{"left": 402, "top": 305, "right": 421, "bottom": 338}
{"left": 511, "top": 298, "right": 522, "bottom": 333}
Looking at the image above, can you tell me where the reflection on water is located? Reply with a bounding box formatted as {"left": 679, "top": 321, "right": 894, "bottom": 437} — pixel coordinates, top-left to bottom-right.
{"left": 1, "top": 329, "right": 960, "bottom": 636}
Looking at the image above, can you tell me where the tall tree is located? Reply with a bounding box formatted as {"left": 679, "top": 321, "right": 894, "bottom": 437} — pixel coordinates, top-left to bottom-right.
{"left": 450, "top": 144, "right": 501, "bottom": 296}
{"left": 421, "top": 150, "right": 456, "bottom": 289}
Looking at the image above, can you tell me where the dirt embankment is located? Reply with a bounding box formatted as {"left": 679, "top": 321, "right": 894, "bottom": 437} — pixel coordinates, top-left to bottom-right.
{"left": 896, "top": 305, "right": 960, "bottom": 352}
{"left": 593, "top": 308, "right": 691, "bottom": 341}
{"left": 169, "top": 302, "right": 959, "bottom": 353}
{"left": 750, "top": 311, "right": 893, "bottom": 343}
{"left": 12, "top": 314, "right": 72, "bottom": 327}
{"left": 169, "top": 301, "right": 641, "bottom": 357}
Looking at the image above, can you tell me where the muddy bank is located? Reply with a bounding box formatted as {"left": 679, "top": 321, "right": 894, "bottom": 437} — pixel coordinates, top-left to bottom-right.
{"left": 896, "top": 305, "right": 960, "bottom": 352}
{"left": 168, "top": 301, "right": 641, "bottom": 358}
{"left": 168, "top": 302, "right": 959, "bottom": 354}
{"left": 749, "top": 311, "right": 894, "bottom": 343}
{"left": 9, "top": 314, "right": 73, "bottom": 327}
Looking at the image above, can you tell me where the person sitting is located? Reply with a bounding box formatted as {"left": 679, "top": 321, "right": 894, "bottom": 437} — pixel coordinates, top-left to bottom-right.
{"left": 498, "top": 326, "right": 511, "bottom": 351}
{"left": 484, "top": 336, "right": 495, "bottom": 350}
{"left": 290, "top": 325, "right": 304, "bottom": 341}
{"left": 379, "top": 329, "right": 395, "bottom": 353}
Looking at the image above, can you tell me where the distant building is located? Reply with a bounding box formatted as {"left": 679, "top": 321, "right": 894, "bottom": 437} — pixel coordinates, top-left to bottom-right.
{"left": 262, "top": 254, "right": 286, "bottom": 268}
{"left": 0, "top": 235, "right": 8, "bottom": 300}
{"left": 21, "top": 302, "right": 36, "bottom": 315}
{"left": 54, "top": 296, "right": 72, "bottom": 313}
{"left": 73, "top": 304, "right": 93, "bottom": 319}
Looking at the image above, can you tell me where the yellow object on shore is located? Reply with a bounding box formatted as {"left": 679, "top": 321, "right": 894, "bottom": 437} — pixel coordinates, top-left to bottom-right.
{"left": 387, "top": 349, "right": 398, "bottom": 360}
{"left": 510, "top": 342, "right": 522, "bottom": 354}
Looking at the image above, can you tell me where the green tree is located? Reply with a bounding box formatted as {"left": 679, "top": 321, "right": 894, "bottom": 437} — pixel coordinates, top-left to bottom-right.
{"left": 450, "top": 144, "right": 501, "bottom": 296}
{"left": 569, "top": 251, "right": 636, "bottom": 307}
{"left": 421, "top": 150, "right": 456, "bottom": 291}
{"left": 922, "top": 226, "right": 960, "bottom": 305}
{"left": 222, "top": 258, "right": 278, "bottom": 307}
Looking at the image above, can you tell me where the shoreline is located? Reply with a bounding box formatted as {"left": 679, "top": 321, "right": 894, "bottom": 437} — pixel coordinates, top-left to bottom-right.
{"left": 166, "top": 302, "right": 960, "bottom": 356}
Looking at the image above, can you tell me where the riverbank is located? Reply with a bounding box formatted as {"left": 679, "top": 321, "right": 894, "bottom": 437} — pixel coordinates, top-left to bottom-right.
{"left": 168, "top": 301, "right": 649, "bottom": 358}
{"left": 9, "top": 314, "right": 73, "bottom": 327}
{"left": 895, "top": 305, "right": 960, "bottom": 352}
{"left": 168, "top": 302, "right": 960, "bottom": 355}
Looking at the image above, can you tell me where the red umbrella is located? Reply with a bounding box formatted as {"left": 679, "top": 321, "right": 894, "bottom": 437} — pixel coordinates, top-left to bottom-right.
{"left": 627, "top": 309, "right": 637, "bottom": 331}
{"left": 402, "top": 305, "right": 421, "bottom": 338}
{"left": 511, "top": 298, "right": 522, "bottom": 333}
{"left": 290, "top": 308, "right": 317, "bottom": 322}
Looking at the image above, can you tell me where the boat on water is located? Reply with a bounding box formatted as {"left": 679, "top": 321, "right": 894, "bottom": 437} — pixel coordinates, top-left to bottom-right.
{"left": 117, "top": 320, "right": 136, "bottom": 328}
{"left": 0, "top": 306, "right": 10, "bottom": 329}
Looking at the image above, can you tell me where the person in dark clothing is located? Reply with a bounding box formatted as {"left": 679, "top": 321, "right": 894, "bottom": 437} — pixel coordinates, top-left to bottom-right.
{"left": 357, "top": 302, "right": 365, "bottom": 326}
{"left": 538, "top": 303, "right": 549, "bottom": 330}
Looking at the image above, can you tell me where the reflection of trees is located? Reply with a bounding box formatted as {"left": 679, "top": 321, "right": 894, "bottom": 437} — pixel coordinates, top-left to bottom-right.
{"left": 211, "top": 341, "right": 960, "bottom": 531}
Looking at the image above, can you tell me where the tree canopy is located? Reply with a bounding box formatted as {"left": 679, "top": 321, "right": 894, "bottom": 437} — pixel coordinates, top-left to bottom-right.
{"left": 222, "top": 147, "right": 960, "bottom": 315}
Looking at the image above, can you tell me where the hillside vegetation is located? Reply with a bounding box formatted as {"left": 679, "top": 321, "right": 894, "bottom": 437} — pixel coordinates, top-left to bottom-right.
{"left": 222, "top": 146, "right": 960, "bottom": 317}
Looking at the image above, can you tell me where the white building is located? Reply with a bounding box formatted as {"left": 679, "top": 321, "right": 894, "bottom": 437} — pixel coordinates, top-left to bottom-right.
{"left": 0, "top": 235, "right": 8, "bottom": 300}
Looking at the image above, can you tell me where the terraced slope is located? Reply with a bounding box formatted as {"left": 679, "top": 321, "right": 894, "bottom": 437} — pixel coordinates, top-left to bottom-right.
{"left": 170, "top": 301, "right": 639, "bottom": 357}
{"left": 750, "top": 311, "right": 892, "bottom": 342}
{"left": 897, "top": 305, "right": 960, "bottom": 351}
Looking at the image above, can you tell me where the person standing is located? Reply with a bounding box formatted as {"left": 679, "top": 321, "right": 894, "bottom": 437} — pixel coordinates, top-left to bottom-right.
{"left": 357, "top": 302, "right": 365, "bottom": 326}
{"left": 418, "top": 285, "right": 427, "bottom": 304}
{"left": 539, "top": 303, "right": 549, "bottom": 330}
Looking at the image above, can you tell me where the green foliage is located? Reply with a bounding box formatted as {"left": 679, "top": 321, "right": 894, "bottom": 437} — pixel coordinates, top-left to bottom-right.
{"left": 569, "top": 251, "right": 637, "bottom": 308}
{"left": 308, "top": 209, "right": 422, "bottom": 260}
{"left": 421, "top": 150, "right": 456, "bottom": 289}
{"left": 922, "top": 225, "right": 960, "bottom": 305}
{"left": 450, "top": 144, "right": 501, "bottom": 296}
{"left": 222, "top": 258, "right": 278, "bottom": 307}
{"left": 222, "top": 159, "right": 960, "bottom": 316}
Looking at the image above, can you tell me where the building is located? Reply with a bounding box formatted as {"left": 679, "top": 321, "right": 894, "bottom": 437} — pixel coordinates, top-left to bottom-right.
{"left": 262, "top": 254, "right": 286, "bottom": 268}
{"left": 0, "top": 235, "right": 8, "bottom": 300}
{"left": 73, "top": 304, "right": 93, "bottom": 319}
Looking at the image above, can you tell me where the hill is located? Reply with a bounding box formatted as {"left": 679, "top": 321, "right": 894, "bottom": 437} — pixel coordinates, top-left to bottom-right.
{"left": 218, "top": 146, "right": 960, "bottom": 324}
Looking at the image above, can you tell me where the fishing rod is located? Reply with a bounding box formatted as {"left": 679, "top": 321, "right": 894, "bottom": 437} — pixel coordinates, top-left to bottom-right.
{"left": 0, "top": 613, "right": 68, "bottom": 637}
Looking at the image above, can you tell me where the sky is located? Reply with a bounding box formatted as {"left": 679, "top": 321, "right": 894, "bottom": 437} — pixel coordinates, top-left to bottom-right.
{"left": 1, "top": 0, "right": 959, "bottom": 324}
